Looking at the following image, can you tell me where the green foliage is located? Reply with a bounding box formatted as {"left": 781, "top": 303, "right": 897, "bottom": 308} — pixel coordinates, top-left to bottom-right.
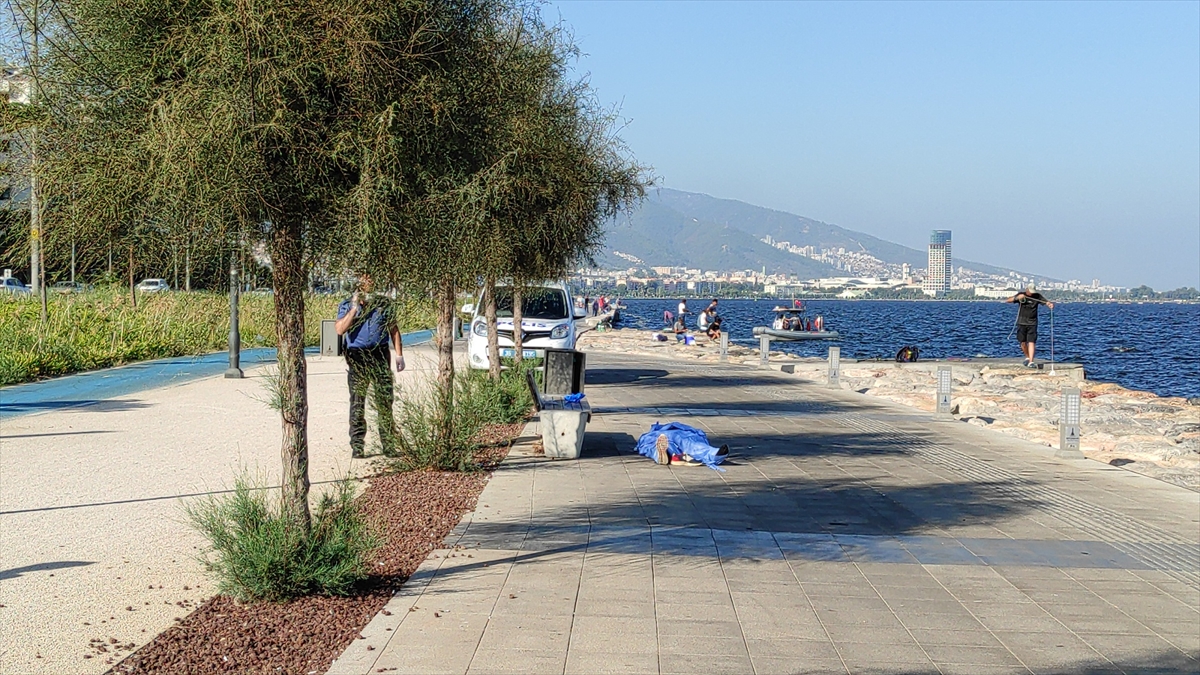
{"left": 391, "top": 364, "right": 534, "bottom": 471}
{"left": 185, "top": 476, "right": 378, "bottom": 602}
{"left": 0, "top": 288, "right": 433, "bottom": 385}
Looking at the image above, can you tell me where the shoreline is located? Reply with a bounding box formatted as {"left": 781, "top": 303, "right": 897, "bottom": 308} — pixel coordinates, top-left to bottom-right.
{"left": 578, "top": 327, "right": 1200, "bottom": 491}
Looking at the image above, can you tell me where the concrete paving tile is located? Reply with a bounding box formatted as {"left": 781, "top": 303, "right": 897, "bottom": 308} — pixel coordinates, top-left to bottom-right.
{"left": 564, "top": 650, "right": 659, "bottom": 675}
{"left": 657, "top": 634, "right": 749, "bottom": 656}
{"left": 656, "top": 618, "right": 744, "bottom": 637}
{"left": 873, "top": 583, "right": 960, "bottom": 602}
{"left": 655, "top": 602, "right": 740, "bottom": 622}
{"left": 744, "top": 637, "right": 840, "bottom": 660}
{"left": 658, "top": 652, "right": 753, "bottom": 675}
{"left": 837, "top": 642, "right": 933, "bottom": 669}
{"left": 885, "top": 598, "right": 974, "bottom": 614}
{"left": 808, "top": 595, "right": 893, "bottom": 614}
{"left": 574, "top": 597, "right": 657, "bottom": 618}
{"left": 1081, "top": 633, "right": 1191, "bottom": 661}
{"left": 907, "top": 628, "right": 1006, "bottom": 649}
{"left": 894, "top": 611, "right": 987, "bottom": 632}
{"left": 975, "top": 611, "right": 1067, "bottom": 633}
{"left": 654, "top": 589, "right": 736, "bottom": 607}
{"left": 739, "top": 617, "right": 831, "bottom": 641}
{"left": 749, "top": 656, "right": 850, "bottom": 675}
{"left": 466, "top": 648, "right": 566, "bottom": 675}
{"left": 921, "top": 645, "right": 1024, "bottom": 666}
{"left": 800, "top": 581, "right": 881, "bottom": 598}
{"left": 822, "top": 623, "right": 914, "bottom": 644}
{"left": 475, "top": 615, "right": 572, "bottom": 652}
{"left": 932, "top": 665, "right": 1031, "bottom": 675}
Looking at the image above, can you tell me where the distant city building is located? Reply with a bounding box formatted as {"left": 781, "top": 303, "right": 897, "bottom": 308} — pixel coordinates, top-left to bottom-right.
{"left": 923, "top": 230, "right": 952, "bottom": 296}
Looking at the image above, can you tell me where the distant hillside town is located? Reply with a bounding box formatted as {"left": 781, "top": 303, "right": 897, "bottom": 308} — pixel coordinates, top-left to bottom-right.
{"left": 575, "top": 228, "right": 1132, "bottom": 299}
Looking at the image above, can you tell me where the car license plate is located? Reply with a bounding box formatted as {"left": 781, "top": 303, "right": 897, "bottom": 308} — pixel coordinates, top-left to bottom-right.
{"left": 500, "top": 349, "right": 538, "bottom": 358}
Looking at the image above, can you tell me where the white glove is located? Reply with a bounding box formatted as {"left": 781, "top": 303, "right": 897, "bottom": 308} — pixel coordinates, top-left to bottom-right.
{"left": 395, "top": 355, "right": 406, "bottom": 372}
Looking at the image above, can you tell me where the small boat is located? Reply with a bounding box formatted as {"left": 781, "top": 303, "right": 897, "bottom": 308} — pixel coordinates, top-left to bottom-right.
{"left": 752, "top": 307, "right": 840, "bottom": 341}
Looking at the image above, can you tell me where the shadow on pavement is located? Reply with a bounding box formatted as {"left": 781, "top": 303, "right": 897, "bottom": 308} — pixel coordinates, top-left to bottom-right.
{"left": 0, "top": 560, "right": 95, "bottom": 580}
{"left": 0, "top": 399, "right": 152, "bottom": 415}
{"left": 584, "top": 368, "right": 669, "bottom": 385}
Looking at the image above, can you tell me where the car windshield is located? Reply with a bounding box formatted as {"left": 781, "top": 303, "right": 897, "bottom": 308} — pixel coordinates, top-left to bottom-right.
{"left": 493, "top": 287, "right": 568, "bottom": 320}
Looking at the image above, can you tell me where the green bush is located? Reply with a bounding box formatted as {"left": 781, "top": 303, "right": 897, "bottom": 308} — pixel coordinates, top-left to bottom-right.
{"left": 185, "top": 476, "right": 378, "bottom": 602}
{"left": 391, "top": 365, "right": 535, "bottom": 471}
{"left": 0, "top": 287, "right": 435, "bottom": 385}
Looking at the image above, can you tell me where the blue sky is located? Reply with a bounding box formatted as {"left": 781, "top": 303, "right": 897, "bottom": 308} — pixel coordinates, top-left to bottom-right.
{"left": 546, "top": 1, "right": 1200, "bottom": 290}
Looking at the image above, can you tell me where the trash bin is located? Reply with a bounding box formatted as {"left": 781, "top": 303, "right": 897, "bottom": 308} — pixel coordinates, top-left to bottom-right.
{"left": 543, "top": 349, "right": 586, "bottom": 395}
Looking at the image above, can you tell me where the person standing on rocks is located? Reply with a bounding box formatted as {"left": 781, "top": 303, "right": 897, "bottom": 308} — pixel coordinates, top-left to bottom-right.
{"left": 336, "top": 274, "right": 404, "bottom": 458}
{"left": 1006, "top": 285, "right": 1054, "bottom": 368}
{"left": 677, "top": 298, "right": 688, "bottom": 327}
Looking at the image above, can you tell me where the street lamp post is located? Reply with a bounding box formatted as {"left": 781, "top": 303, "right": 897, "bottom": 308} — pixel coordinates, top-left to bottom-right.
{"left": 225, "top": 256, "right": 243, "bottom": 379}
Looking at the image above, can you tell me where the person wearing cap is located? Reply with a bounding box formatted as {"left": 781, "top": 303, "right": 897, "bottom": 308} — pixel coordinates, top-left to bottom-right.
{"left": 1006, "top": 284, "right": 1054, "bottom": 368}
{"left": 335, "top": 274, "right": 404, "bottom": 458}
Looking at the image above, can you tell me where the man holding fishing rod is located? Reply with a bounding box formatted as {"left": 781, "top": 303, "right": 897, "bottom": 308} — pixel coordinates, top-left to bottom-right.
{"left": 1006, "top": 285, "right": 1054, "bottom": 368}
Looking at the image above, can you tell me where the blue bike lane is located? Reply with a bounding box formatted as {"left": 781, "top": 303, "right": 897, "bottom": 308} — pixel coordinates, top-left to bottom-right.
{"left": 0, "top": 329, "right": 433, "bottom": 421}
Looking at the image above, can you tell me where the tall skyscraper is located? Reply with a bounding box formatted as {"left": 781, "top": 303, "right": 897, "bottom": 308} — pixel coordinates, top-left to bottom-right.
{"left": 923, "top": 230, "right": 952, "bottom": 296}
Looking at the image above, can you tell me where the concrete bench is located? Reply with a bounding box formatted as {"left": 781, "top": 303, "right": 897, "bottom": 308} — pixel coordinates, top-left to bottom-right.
{"left": 526, "top": 371, "right": 590, "bottom": 460}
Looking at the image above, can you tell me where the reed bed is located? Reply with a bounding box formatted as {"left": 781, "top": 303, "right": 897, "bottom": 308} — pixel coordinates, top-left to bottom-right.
{"left": 0, "top": 288, "right": 434, "bottom": 385}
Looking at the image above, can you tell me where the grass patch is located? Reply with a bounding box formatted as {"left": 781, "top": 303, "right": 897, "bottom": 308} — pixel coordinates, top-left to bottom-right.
{"left": 0, "top": 286, "right": 434, "bottom": 385}
{"left": 185, "top": 477, "right": 379, "bottom": 602}
{"left": 391, "top": 364, "right": 535, "bottom": 471}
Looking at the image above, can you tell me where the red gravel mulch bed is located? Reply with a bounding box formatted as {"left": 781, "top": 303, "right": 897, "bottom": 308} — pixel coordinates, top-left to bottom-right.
{"left": 109, "top": 424, "right": 521, "bottom": 675}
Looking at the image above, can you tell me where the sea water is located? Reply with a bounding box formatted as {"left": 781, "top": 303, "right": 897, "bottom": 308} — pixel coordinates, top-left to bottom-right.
{"left": 616, "top": 299, "right": 1200, "bottom": 399}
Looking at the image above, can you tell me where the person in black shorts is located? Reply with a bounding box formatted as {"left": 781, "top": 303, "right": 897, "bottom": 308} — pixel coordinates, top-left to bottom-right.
{"left": 1006, "top": 285, "right": 1054, "bottom": 367}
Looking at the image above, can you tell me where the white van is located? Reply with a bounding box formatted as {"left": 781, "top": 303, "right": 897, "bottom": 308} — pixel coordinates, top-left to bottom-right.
{"left": 463, "top": 282, "right": 585, "bottom": 370}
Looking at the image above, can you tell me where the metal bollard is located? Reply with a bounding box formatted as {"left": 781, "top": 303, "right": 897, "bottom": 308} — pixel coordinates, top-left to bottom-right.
{"left": 1057, "top": 388, "right": 1084, "bottom": 458}
{"left": 719, "top": 331, "right": 729, "bottom": 362}
{"left": 760, "top": 335, "right": 770, "bottom": 367}
{"left": 936, "top": 366, "right": 952, "bottom": 414}
{"left": 827, "top": 346, "right": 840, "bottom": 388}
{"left": 224, "top": 258, "right": 243, "bottom": 379}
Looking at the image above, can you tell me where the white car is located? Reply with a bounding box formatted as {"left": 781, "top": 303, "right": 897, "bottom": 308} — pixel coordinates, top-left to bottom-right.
{"left": 136, "top": 278, "right": 170, "bottom": 293}
{"left": 464, "top": 282, "right": 586, "bottom": 370}
{"left": 0, "top": 277, "right": 31, "bottom": 295}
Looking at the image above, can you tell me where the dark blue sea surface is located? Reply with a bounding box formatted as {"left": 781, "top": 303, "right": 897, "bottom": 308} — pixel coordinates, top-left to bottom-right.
{"left": 616, "top": 299, "right": 1200, "bottom": 399}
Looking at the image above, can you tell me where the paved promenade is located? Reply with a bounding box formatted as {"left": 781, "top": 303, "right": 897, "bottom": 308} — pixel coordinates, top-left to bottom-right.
{"left": 332, "top": 352, "right": 1200, "bottom": 675}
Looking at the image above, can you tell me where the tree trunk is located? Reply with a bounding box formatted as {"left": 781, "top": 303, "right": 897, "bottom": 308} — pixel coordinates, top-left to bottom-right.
{"left": 184, "top": 240, "right": 191, "bottom": 292}
{"left": 434, "top": 279, "right": 457, "bottom": 455}
{"left": 484, "top": 277, "right": 500, "bottom": 379}
{"left": 271, "top": 220, "right": 311, "bottom": 532}
{"left": 512, "top": 284, "right": 524, "bottom": 364}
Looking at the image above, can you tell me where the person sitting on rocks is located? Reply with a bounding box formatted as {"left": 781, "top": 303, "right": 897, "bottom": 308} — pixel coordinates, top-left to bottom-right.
{"left": 706, "top": 315, "right": 723, "bottom": 341}
{"left": 673, "top": 315, "right": 687, "bottom": 342}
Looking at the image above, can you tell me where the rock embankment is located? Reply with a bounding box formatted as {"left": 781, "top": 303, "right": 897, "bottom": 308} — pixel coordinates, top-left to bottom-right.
{"left": 578, "top": 327, "right": 1200, "bottom": 490}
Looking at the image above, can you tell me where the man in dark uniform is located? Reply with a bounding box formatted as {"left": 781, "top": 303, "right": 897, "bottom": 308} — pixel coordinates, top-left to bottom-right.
{"left": 335, "top": 274, "right": 404, "bottom": 458}
{"left": 1006, "top": 284, "right": 1054, "bottom": 368}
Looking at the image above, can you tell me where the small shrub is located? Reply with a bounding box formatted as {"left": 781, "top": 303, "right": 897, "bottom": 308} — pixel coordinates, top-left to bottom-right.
{"left": 185, "top": 476, "right": 378, "bottom": 602}
{"left": 391, "top": 365, "right": 534, "bottom": 471}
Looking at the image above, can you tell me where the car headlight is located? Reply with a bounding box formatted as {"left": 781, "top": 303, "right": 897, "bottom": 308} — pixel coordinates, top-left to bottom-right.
{"left": 472, "top": 321, "right": 488, "bottom": 337}
{"left": 550, "top": 323, "right": 570, "bottom": 340}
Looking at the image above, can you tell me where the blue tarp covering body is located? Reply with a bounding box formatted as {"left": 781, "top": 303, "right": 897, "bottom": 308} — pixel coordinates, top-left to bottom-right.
{"left": 635, "top": 422, "right": 726, "bottom": 469}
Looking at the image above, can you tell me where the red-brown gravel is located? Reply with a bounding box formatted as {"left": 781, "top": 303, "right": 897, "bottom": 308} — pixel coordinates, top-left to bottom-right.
{"left": 109, "top": 426, "right": 518, "bottom": 675}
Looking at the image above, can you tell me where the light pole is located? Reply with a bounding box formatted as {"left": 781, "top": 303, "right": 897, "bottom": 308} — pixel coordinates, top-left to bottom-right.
{"left": 225, "top": 255, "right": 243, "bottom": 379}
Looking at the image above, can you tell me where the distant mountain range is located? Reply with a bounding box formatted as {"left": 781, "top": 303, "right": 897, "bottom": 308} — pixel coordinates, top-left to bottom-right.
{"left": 595, "top": 188, "right": 1034, "bottom": 280}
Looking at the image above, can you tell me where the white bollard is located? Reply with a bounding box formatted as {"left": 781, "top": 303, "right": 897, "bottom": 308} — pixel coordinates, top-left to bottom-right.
{"left": 936, "top": 366, "right": 952, "bottom": 414}
{"left": 1057, "top": 388, "right": 1084, "bottom": 458}
{"left": 828, "top": 346, "right": 840, "bottom": 388}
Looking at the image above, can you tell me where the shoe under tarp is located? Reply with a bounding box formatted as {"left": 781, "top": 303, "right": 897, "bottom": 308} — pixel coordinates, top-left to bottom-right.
{"left": 635, "top": 422, "right": 727, "bottom": 469}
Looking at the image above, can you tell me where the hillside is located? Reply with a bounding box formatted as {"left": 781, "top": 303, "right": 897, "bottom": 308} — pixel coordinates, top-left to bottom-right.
{"left": 597, "top": 188, "right": 1034, "bottom": 280}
